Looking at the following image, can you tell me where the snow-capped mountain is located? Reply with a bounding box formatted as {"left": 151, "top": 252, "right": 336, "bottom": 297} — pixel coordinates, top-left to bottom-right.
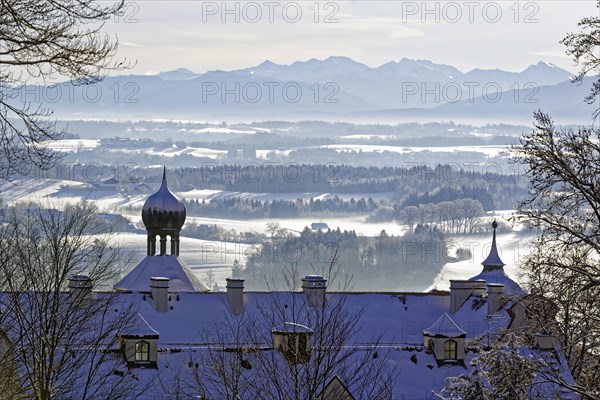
{"left": 11, "top": 57, "right": 592, "bottom": 122}
{"left": 237, "top": 56, "right": 371, "bottom": 82}
{"left": 158, "top": 68, "right": 199, "bottom": 81}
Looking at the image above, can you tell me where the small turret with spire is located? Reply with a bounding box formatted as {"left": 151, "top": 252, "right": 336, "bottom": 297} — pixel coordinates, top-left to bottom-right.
{"left": 468, "top": 220, "right": 524, "bottom": 295}
{"left": 481, "top": 220, "right": 505, "bottom": 271}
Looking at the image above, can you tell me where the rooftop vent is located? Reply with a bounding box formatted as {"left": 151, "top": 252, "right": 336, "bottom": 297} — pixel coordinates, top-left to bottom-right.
{"left": 302, "top": 275, "right": 327, "bottom": 308}
{"left": 150, "top": 277, "right": 169, "bottom": 312}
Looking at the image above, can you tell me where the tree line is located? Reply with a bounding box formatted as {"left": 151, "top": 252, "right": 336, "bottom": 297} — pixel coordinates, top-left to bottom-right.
{"left": 399, "top": 198, "right": 484, "bottom": 235}
{"left": 240, "top": 224, "right": 447, "bottom": 292}
{"left": 183, "top": 196, "right": 380, "bottom": 219}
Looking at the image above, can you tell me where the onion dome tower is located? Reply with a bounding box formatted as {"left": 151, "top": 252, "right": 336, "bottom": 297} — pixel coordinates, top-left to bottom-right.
{"left": 114, "top": 168, "right": 209, "bottom": 292}
{"left": 142, "top": 167, "right": 186, "bottom": 256}
{"left": 469, "top": 220, "right": 523, "bottom": 295}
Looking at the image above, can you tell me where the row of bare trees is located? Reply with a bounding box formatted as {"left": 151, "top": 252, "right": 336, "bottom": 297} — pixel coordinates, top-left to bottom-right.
{"left": 512, "top": 2, "right": 600, "bottom": 396}
{"left": 400, "top": 198, "right": 484, "bottom": 234}
{"left": 0, "top": 1, "right": 145, "bottom": 398}
{"left": 0, "top": 203, "right": 142, "bottom": 400}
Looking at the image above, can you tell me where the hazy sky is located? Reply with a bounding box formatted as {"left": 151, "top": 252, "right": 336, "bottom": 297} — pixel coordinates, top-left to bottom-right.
{"left": 105, "top": 1, "right": 598, "bottom": 75}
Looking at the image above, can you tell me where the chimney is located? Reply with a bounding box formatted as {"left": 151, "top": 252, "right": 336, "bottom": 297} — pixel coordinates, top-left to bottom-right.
{"left": 226, "top": 278, "right": 245, "bottom": 315}
{"left": 487, "top": 283, "right": 504, "bottom": 316}
{"left": 472, "top": 280, "right": 487, "bottom": 297}
{"left": 535, "top": 333, "right": 559, "bottom": 350}
{"left": 68, "top": 275, "right": 93, "bottom": 306}
{"left": 302, "top": 275, "right": 327, "bottom": 308}
{"left": 150, "top": 277, "right": 169, "bottom": 312}
{"left": 450, "top": 280, "right": 476, "bottom": 313}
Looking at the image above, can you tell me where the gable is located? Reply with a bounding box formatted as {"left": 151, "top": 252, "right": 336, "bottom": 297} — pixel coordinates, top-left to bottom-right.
{"left": 318, "top": 375, "right": 355, "bottom": 400}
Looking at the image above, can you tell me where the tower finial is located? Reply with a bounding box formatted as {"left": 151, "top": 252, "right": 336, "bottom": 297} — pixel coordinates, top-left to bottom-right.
{"left": 161, "top": 166, "right": 167, "bottom": 188}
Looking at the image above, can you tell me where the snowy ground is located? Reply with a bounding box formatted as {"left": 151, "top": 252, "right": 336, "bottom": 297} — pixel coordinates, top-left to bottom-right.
{"left": 109, "top": 146, "right": 228, "bottom": 159}
{"left": 1, "top": 179, "right": 395, "bottom": 208}
{"left": 44, "top": 139, "right": 100, "bottom": 151}
{"left": 322, "top": 144, "right": 510, "bottom": 158}
{"left": 0, "top": 179, "right": 402, "bottom": 236}
{"left": 0, "top": 179, "right": 147, "bottom": 211}
{"left": 1, "top": 178, "right": 533, "bottom": 291}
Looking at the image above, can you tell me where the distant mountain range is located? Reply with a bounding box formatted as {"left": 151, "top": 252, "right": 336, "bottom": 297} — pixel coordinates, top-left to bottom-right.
{"left": 13, "top": 56, "right": 598, "bottom": 123}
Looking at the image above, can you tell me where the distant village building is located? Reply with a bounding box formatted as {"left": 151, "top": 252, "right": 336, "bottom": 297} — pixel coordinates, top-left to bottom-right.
{"left": 94, "top": 177, "right": 120, "bottom": 190}
{"left": 227, "top": 148, "right": 257, "bottom": 160}
{"left": 310, "top": 222, "right": 329, "bottom": 231}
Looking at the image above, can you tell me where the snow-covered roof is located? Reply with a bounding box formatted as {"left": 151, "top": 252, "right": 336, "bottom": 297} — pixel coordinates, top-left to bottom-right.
{"left": 122, "top": 290, "right": 510, "bottom": 348}
{"left": 1, "top": 288, "right": 576, "bottom": 400}
{"left": 273, "top": 322, "right": 313, "bottom": 334}
{"left": 423, "top": 313, "right": 466, "bottom": 338}
{"left": 469, "top": 268, "right": 525, "bottom": 296}
{"left": 120, "top": 313, "right": 159, "bottom": 338}
{"left": 118, "top": 340, "right": 576, "bottom": 400}
{"left": 113, "top": 255, "right": 209, "bottom": 292}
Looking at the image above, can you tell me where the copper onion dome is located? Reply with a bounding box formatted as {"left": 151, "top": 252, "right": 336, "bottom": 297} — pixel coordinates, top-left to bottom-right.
{"left": 141, "top": 167, "right": 186, "bottom": 231}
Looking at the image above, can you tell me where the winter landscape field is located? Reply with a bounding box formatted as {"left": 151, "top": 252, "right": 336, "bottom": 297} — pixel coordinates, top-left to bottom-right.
{"left": 1, "top": 1, "right": 599, "bottom": 398}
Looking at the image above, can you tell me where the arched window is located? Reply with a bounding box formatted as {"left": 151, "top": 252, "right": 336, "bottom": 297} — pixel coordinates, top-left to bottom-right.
{"left": 444, "top": 339, "right": 457, "bottom": 360}
{"left": 135, "top": 340, "right": 150, "bottom": 361}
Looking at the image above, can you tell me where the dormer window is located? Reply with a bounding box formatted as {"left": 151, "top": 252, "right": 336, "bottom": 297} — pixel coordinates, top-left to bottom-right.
{"left": 272, "top": 322, "right": 313, "bottom": 364}
{"left": 119, "top": 314, "right": 159, "bottom": 368}
{"left": 444, "top": 340, "right": 457, "bottom": 360}
{"left": 135, "top": 340, "right": 150, "bottom": 362}
{"left": 423, "top": 313, "right": 466, "bottom": 366}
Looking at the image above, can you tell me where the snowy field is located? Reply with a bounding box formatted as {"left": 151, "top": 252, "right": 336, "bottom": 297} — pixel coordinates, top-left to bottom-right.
{"left": 180, "top": 189, "right": 395, "bottom": 203}
{"left": 1, "top": 178, "right": 533, "bottom": 292}
{"left": 109, "top": 146, "right": 228, "bottom": 159}
{"left": 0, "top": 179, "right": 147, "bottom": 211}
{"left": 44, "top": 140, "right": 514, "bottom": 161}
{"left": 0, "top": 179, "right": 401, "bottom": 236}
{"left": 108, "top": 143, "right": 511, "bottom": 160}
{"left": 322, "top": 144, "right": 510, "bottom": 157}
{"left": 44, "top": 139, "right": 100, "bottom": 151}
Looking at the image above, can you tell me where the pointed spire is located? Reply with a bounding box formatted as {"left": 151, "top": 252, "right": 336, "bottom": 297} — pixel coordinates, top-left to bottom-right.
{"left": 160, "top": 166, "right": 168, "bottom": 189}
{"left": 482, "top": 220, "right": 505, "bottom": 269}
